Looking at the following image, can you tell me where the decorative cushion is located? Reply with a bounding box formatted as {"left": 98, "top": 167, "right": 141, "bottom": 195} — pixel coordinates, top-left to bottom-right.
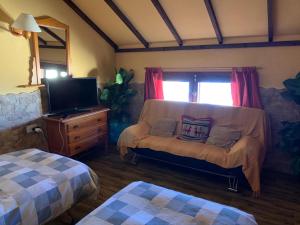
{"left": 150, "top": 118, "right": 177, "bottom": 137}
{"left": 206, "top": 126, "right": 241, "bottom": 149}
{"left": 178, "top": 115, "right": 212, "bottom": 142}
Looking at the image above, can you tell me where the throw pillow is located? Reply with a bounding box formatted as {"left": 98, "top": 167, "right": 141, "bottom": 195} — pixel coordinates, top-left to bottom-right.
{"left": 206, "top": 126, "right": 241, "bottom": 149}
{"left": 178, "top": 115, "right": 212, "bottom": 142}
{"left": 150, "top": 118, "right": 177, "bottom": 137}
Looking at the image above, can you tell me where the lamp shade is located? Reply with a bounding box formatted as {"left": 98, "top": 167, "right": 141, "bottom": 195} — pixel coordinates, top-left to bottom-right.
{"left": 11, "top": 13, "right": 41, "bottom": 32}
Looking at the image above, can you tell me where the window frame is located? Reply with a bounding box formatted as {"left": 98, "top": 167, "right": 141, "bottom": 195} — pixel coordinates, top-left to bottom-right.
{"left": 163, "top": 71, "right": 231, "bottom": 103}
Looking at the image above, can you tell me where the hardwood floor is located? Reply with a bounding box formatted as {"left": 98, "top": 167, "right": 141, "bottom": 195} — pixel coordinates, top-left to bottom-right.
{"left": 49, "top": 148, "right": 300, "bottom": 225}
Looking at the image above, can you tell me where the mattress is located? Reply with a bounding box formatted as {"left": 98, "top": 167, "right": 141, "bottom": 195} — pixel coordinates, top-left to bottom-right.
{"left": 0, "top": 148, "right": 99, "bottom": 225}
{"left": 77, "top": 181, "right": 257, "bottom": 225}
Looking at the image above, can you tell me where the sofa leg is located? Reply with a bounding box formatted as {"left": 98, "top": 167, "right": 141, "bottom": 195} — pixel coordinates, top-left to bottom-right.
{"left": 130, "top": 153, "right": 140, "bottom": 165}
{"left": 227, "top": 177, "right": 239, "bottom": 192}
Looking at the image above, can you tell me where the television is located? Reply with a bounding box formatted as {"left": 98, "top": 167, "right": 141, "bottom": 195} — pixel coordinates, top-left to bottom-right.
{"left": 45, "top": 78, "right": 99, "bottom": 114}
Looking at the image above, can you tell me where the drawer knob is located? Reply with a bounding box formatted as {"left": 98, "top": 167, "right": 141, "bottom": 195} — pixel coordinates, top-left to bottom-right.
{"left": 97, "top": 118, "right": 102, "bottom": 122}
{"left": 74, "top": 136, "right": 80, "bottom": 140}
{"left": 73, "top": 125, "right": 79, "bottom": 129}
{"left": 75, "top": 146, "right": 81, "bottom": 150}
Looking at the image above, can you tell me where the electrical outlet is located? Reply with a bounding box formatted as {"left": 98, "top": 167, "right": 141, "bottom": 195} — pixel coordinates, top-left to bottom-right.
{"left": 26, "top": 124, "right": 38, "bottom": 133}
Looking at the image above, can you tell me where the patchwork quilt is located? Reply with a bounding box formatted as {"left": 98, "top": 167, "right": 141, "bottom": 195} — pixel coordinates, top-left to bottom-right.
{"left": 77, "top": 181, "right": 257, "bottom": 225}
{"left": 0, "top": 148, "right": 99, "bottom": 225}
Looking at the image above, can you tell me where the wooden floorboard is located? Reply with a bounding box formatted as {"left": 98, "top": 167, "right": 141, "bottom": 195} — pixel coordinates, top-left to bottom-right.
{"left": 48, "top": 148, "right": 300, "bottom": 225}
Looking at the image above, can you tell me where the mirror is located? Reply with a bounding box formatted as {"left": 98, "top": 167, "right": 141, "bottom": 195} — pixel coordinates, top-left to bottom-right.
{"left": 31, "top": 16, "right": 71, "bottom": 85}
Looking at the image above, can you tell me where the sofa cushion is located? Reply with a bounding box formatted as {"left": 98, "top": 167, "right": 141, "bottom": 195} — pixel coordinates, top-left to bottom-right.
{"left": 206, "top": 126, "right": 241, "bottom": 149}
{"left": 150, "top": 118, "right": 177, "bottom": 137}
{"left": 178, "top": 115, "right": 212, "bottom": 142}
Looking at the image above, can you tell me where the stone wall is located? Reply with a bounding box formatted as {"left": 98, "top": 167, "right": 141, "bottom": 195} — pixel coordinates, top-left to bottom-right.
{"left": 260, "top": 87, "right": 300, "bottom": 173}
{"left": 127, "top": 83, "right": 300, "bottom": 174}
{"left": 0, "top": 90, "right": 47, "bottom": 154}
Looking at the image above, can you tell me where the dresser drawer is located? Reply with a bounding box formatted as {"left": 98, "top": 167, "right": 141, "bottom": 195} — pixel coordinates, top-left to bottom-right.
{"left": 68, "top": 124, "right": 107, "bottom": 143}
{"left": 66, "top": 112, "right": 107, "bottom": 133}
{"left": 68, "top": 134, "right": 104, "bottom": 155}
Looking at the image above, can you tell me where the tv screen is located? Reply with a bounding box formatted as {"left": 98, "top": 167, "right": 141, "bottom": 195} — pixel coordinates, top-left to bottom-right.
{"left": 45, "top": 78, "right": 99, "bottom": 113}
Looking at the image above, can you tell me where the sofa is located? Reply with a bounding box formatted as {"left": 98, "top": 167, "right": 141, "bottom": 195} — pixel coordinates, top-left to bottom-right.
{"left": 118, "top": 100, "right": 269, "bottom": 194}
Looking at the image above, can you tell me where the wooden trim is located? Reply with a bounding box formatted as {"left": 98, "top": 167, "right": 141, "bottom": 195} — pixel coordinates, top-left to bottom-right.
{"left": 32, "top": 32, "right": 41, "bottom": 85}
{"left": 104, "top": 0, "right": 149, "bottom": 48}
{"left": 116, "top": 40, "right": 300, "bottom": 53}
{"left": 204, "top": 0, "right": 223, "bottom": 44}
{"left": 41, "top": 27, "right": 66, "bottom": 46}
{"left": 151, "top": 0, "right": 182, "bottom": 46}
{"left": 65, "top": 27, "right": 71, "bottom": 75}
{"left": 35, "top": 16, "right": 69, "bottom": 29}
{"left": 31, "top": 16, "right": 71, "bottom": 85}
{"left": 63, "top": 0, "right": 118, "bottom": 50}
{"left": 267, "top": 0, "right": 273, "bottom": 42}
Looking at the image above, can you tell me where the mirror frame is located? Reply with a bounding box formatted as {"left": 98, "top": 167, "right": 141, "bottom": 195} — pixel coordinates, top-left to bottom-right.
{"left": 31, "top": 16, "right": 71, "bottom": 85}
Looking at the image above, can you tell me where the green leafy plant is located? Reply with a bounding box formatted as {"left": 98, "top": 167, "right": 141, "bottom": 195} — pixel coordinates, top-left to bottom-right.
{"left": 99, "top": 68, "right": 137, "bottom": 122}
{"left": 278, "top": 121, "right": 300, "bottom": 175}
{"left": 279, "top": 73, "right": 300, "bottom": 175}
{"left": 281, "top": 72, "right": 300, "bottom": 104}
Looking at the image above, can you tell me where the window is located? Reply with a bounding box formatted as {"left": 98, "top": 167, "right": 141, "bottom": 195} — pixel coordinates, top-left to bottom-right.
{"left": 162, "top": 72, "right": 232, "bottom": 106}
{"left": 197, "top": 82, "right": 232, "bottom": 106}
{"left": 45, "top": 69, "right": 58, "bottom": 79}
{"left": 163, "top": 81, "right": 190, "bottom": 102}
{"left": 41, "top": 62, "right": 68, "bottom": 79}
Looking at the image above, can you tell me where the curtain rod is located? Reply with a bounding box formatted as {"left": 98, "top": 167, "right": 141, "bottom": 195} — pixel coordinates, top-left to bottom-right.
{"left": 144, "top": 66, "right": 262, "bottom": 71}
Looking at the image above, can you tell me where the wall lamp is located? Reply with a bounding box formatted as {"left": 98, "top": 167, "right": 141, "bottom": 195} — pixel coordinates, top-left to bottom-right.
{"left": 10, "top": 13, "right": 41, "bottom": 39}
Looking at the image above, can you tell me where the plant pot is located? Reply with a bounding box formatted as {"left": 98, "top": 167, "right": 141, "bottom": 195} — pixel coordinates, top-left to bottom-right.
{"left": 109, "top": 120, "right": 131, "bottom": 144}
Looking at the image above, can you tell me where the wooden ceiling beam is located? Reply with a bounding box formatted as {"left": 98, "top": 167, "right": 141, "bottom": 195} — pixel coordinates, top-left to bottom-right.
{"left": 267, "top": 0, "right": 273, "bottom": 42}
{"left": 151, "top": 0, "right": 183, "bottom": 46}
{"left": 63, "top": 0, "right": 118, "bottom": 50}
{"left": 38, "top": 37, "right": 47, "bottom": 45}
{"left": 41, "top": 27, "right": 66, "bottom": 46}
{"left": 39, "top": 45, "right": 66, "bottom": 49}
{"left": 204, "top": 0, "right": 223, "bottom": 44}
{"left": 104, "top": 0, "right": 149, "bottom": 48}
{"left": 116, "top": 40, "right": 300, "bottom": 53}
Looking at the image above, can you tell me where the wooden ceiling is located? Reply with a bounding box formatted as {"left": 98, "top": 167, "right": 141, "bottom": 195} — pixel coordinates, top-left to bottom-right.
{"left": 63, "top": 0, "right": 300, "bottom": 52}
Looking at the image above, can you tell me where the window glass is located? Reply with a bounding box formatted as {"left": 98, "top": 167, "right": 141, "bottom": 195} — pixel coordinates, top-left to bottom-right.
{"left": 197, "top": 82, "right": 233, "bottom": 106}
{"left": 60, "top": 71, "right": 68, "bottom": 77}
{"left": 163, "top": 81, "right": 190, "bottom": 102}
{"left": 45, "top": 69, "right": 58, "bottom": 79}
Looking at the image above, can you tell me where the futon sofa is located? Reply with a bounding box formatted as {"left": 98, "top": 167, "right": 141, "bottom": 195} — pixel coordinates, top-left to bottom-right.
{"left": 118, "top": 100, "right": 269, "bottom": 194}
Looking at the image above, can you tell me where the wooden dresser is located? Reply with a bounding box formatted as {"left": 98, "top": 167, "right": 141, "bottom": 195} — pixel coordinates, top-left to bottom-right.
{"left": 43, "top": 107, "right": 109, "bottom": 157}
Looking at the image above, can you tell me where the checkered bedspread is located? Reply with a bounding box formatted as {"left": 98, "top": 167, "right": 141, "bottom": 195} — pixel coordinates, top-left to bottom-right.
{"left": 0, "top": 148, "right": 99, "bottom": 225}
{"left": 77, "top": 181, "right": 257, "bottom": 225}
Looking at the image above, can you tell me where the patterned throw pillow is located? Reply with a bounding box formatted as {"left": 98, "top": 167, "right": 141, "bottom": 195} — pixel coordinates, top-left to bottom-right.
{"left": 178, "top": 115, "right": 212, "bottom": 142}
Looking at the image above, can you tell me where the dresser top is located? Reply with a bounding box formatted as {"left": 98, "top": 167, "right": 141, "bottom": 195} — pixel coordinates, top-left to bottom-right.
{"left": 43, "top": 106, "right": 109, "bottom": 123}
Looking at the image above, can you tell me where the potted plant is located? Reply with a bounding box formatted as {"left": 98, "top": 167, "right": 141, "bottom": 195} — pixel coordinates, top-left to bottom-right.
{"left": 99, "top": 68, "right": 137, "bottom": 143}
{"left": 279, "top": 73, "right": 300, "bottom": 175}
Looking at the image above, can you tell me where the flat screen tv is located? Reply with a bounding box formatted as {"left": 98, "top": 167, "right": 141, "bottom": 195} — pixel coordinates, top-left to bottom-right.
{"left": 45, "top": 78, "right": 99, "bottom": 114}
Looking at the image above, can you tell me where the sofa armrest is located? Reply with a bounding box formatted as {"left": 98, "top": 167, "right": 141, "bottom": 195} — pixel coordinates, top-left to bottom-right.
{"left": 117, "top": 122, "right": 151, "bottom": 157}
{"left": 230, "top": 136, "right": 262, "bottom": 156}
{"left": 229, "top": 136, "right": 264, "bottom": 196}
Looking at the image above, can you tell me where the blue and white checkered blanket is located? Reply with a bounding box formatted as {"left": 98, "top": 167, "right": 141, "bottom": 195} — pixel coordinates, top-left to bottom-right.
{"left": 77, "top": 181, "right": 257, "bottom": 225}
{"left": 0, "top": 148, "right": 99, "bottom": 225}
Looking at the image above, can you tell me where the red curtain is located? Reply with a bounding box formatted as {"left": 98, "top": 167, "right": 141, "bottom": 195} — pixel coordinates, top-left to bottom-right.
{"left": 231, "top": 67, "right": 263, "bottom": 109}
{"left": 144, "top": 67, "right": 164, "bottom": 101}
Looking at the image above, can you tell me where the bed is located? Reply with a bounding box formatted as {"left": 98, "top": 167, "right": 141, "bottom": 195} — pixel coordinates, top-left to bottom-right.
{"left": 0, "top": 148, "right": 99, "bottom": 225}
{"left": 77, "top": 181, "right": 258, "bottom": 225}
